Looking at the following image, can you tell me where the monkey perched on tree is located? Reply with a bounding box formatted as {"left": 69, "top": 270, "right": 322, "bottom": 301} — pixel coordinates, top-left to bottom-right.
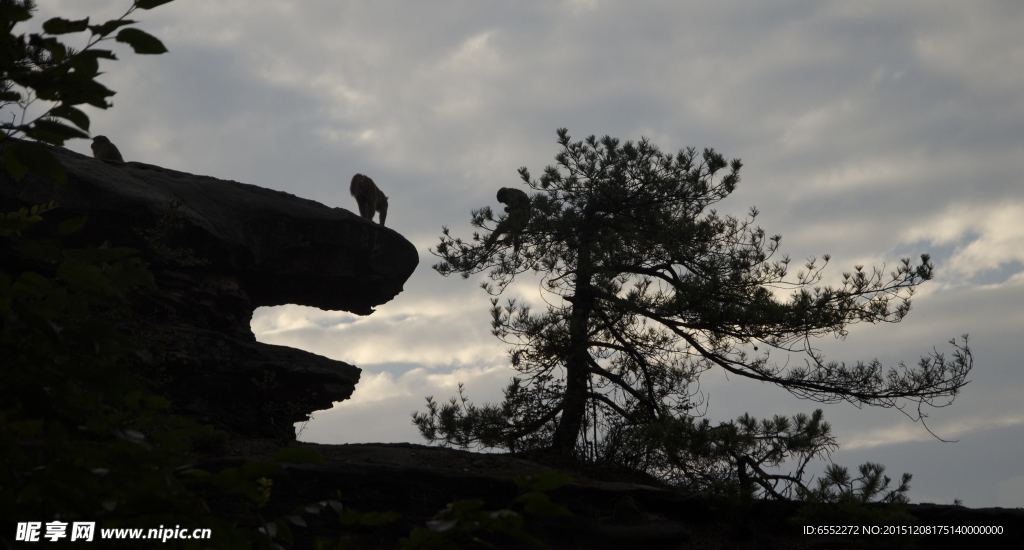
{"left": 91, "top": 135, "right": 124, "bottom": 162}
{"left": 496, "top": 187, "right": 530, "bottom": 216}
{"left": 349, "top": 173, "right": 389, "bottom": 226}
{"left": 485, "top": 187, "right": 531, "bottom": 251}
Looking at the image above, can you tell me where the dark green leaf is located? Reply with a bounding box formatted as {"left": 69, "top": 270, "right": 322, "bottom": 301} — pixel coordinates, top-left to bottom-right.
{"left": 43, "top": 17, "right": 90, "bottom": 35}
{"left": 56, "top": 216, "right": 89, "bottom": 236}
{"left": 75, "top": 48, "right": 119, "bottom": 61}
{"left": 51, "top": 74, "right": 116, "bottom": 109}
{"left": 0, "top": 203, "right": 51, "bottom": 237}
{"left": 116, "top": 28, "right": 168, "bottom": 54}
{"left": 67, "top": 54, "right": 99, "bottom": 77}
{"left": 136, "top": 0, "right": 177, "bottom": 9}
{"left": 66, "top": 50, "right": 119, "bottom": 79}
{"left": 57, "top": 261, "right": 120, "bottom": 296}
{"left": 30, "top": 118, "right": 90, "bottom": 144}
{"left": 89, "top": 19, "right": 136, "bottom": 38}
{"left": 274, "top": 522, "right": 294, "bottom": 545}
{"left": 49, "top": 105, "right": 91, "bottom": 131}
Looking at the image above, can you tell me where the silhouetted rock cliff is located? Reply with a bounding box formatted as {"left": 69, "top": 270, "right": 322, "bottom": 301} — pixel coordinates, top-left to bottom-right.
{"left": 0, "top": 141, "right": 418, "bottom": 440}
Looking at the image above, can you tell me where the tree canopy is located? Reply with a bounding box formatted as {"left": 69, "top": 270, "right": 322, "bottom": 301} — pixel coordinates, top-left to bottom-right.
{"left": 417, "top": 129, "right": 972, "bottom": 481}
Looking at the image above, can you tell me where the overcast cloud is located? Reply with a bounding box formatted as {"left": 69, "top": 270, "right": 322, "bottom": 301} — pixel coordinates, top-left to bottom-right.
{"left": 26, "top": 0, "right": 1024, "bottom": 507}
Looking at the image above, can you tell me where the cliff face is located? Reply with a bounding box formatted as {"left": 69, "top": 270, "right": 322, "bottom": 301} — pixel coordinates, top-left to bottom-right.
{"left": 0, "top": 142, "right": 418, "bottom": 439}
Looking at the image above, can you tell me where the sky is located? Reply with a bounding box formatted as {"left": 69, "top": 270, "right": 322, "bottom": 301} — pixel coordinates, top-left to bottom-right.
{"left": 21, "top": 1, "right": 1024, "bottom": 508}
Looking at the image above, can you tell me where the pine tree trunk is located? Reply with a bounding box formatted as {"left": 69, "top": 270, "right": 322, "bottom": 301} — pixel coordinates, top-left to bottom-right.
{"left": 551, "top": 337, "right": 590, "bottom": 455}
{"left": 551, "top": 243, "right": 594, "bottom": 456}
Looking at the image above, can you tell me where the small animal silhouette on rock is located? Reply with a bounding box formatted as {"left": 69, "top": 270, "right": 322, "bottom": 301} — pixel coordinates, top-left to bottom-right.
{"left": 349, "top": 173, "right": 388, "bottom": 226}
{"left": 91, "top": 135, "right": 124, "bottom": 162}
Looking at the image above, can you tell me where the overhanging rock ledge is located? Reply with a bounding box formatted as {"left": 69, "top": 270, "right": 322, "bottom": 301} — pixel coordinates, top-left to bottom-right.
{"left": 0, "top": 141, "right": 418, "bottom": 439}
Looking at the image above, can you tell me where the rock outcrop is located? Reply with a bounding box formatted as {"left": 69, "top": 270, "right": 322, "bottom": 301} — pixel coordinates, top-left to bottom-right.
{"left": 0, "top": 141, "right": 418, "bottom": 439}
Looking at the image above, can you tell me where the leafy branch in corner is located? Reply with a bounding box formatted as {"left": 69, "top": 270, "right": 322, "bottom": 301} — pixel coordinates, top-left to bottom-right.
{"left": 1, "top": 0, "right": 174, "bottom": 183}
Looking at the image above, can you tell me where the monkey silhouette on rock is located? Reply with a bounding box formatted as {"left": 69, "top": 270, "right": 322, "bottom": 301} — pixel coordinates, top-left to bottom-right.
{"left": 91, "top": 135, "right": 124, "bottom": 162}
{"left": 349, "top": 173, "right": 389, "bottom": 226}
{"left": 485, "top": 187, "right": 531, "bottom": 251}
